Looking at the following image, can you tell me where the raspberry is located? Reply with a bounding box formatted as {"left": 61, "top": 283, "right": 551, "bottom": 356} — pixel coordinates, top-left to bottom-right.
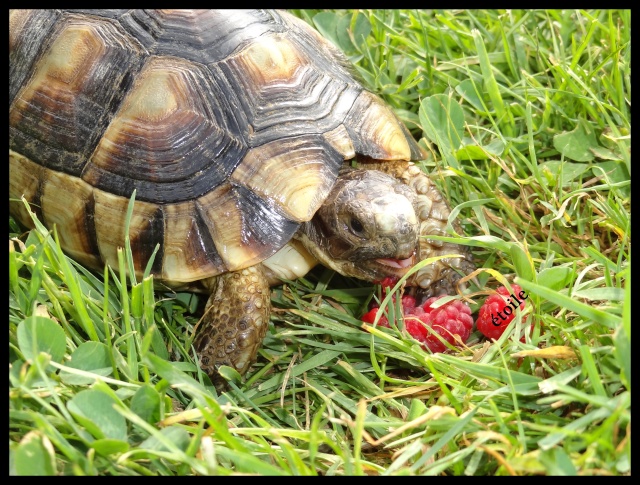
{"left": 416, "top": 296, "right": 474, "bottom": 352}
{"left": 362, "top": 294, "right": 415, "bottom": 325}
{"left": 362, "top": 295, "right": 474, "bottom": 353}
{"left": 375, "top": 276, "right": 399, "bottom": 289}
{"left": 367, "top": 293, "right": 416, "bottom": 312}
{"left": 476, "top": 285, "right": 529, "bottom": 340}
{"left": 361, "top": 307, "right": 388, "bottom": 325}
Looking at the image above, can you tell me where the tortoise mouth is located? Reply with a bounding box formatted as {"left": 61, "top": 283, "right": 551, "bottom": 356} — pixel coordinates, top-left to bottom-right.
{"left": 367, "top": 252, "right": 417, "bottom": 280}
{"left": 375, "top": 255, "right": 415, "bottom": 269}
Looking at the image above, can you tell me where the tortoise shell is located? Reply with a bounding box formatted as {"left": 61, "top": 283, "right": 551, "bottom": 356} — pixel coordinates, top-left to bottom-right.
{"left": 9, "top": 9, "right": 425, "bottom": 286}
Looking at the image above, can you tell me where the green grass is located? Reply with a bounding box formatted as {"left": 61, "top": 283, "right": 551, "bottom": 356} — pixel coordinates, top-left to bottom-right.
{"left": 9, "top": 9, "right": 630, "bottom": 476}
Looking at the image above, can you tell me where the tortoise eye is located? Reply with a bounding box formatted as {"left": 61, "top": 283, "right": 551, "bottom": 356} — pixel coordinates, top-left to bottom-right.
{"left": 349, "top": 217, "right": 364, "bottom": 234}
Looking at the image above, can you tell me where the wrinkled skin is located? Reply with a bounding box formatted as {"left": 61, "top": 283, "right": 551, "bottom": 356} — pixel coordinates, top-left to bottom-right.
{"left": 196, "top": 163, "right": 475, "bottom": 385}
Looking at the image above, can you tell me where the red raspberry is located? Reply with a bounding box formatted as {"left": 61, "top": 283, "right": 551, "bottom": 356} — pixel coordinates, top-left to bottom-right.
{"left": 362, "top": 294, "right": 415, "bottom": 325}
{"left": 476, "top": 285, "right": 529, "bottom": 340}
{"left": 362, "top": 295, "right": 474, "bottom": 353}
{"left": 375, "top": 276, "right": 399, "bottom": 289}
{"left": 416, "top": 296, "right": 474, "bottom": 352}
{"left": 361, "top": 307, "right": 388, "bottom": 325}
{"left": 367, "top": 293, "right": 416, "bottom": 311}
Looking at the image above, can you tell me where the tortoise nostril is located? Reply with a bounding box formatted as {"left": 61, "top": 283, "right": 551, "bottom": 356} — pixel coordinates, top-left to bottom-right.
{"left": 400, "top": 219, "right": 419, "bottom": 236}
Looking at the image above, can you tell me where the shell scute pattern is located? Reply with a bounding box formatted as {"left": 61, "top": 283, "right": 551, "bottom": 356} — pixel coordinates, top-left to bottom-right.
{"left": 82, "top": 55, "right": 248, "bottom": 203}
{"left": 10, "top": 13, "right": 146, "bottom": 176}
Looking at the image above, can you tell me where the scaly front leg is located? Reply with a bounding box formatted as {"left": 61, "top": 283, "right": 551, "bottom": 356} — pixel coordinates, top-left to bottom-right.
{"left": 194, "top": 265, "right": 271, "bottom": 385}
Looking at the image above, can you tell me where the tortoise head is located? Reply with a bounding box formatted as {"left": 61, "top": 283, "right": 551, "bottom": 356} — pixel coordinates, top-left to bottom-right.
{"left": 297, "top": 169, "right": 419, "bottom": 282}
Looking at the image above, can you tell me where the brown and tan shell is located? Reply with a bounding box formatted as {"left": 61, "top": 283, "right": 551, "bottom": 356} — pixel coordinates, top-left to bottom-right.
{"left": 9, "top": 9, "right": 425, "bottom": 287}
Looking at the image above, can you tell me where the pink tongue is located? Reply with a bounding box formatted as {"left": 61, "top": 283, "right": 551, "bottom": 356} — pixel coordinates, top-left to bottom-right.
{"left": 376, "top": 256, "right": 414, "bottom": 269}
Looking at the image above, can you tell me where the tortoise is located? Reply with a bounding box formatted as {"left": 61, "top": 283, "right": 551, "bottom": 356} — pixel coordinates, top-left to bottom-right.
{"left": 9, "top": 9, "right": 475, "bottom": 382}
